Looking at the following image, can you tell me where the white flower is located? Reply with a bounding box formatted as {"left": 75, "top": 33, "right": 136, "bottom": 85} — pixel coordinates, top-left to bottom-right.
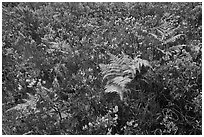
{"left": 113, "top": 105, "right": 118, "bottom": 113}
{"left": 88, "top": 122, "right": 93, "bottom": 127}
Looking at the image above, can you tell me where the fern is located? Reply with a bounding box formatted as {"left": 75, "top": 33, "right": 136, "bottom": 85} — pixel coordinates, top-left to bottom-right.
{"left": 150, "top": 13, "right": 184, "bottom": 44}
{"left": 100, "top": 53, "right": 151, "bottom": 100}
{"left": 7, "top": 82, "right": 55, "bottom": 113}
{"left": 7, "top": 93, "right": 39, "bottom": 113}
{"left": 163, "top": 34, "right": 184, "bottom": 44}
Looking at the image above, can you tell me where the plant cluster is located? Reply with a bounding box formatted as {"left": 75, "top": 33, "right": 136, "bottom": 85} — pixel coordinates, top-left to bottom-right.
{"left": 2, "top": 2, "right": 202, "bottom": 135}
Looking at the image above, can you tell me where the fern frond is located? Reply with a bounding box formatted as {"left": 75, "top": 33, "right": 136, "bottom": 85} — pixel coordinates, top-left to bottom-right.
{"left": 37, "top": 85, "right": 53, "bottom": 102}
{"left": 103, "top": 72, "right": 122, "bottom": 81}
{"left": 7, "top": 93, "right": 38, "bottom": 112}
{"left": 133, "top": 58, "right": 151, "bottom": 72}
{"left": 105, "top": 84, "right": 123, "bottom": 100}
{"left": 111, "top": 76, "right": 132, "bottom": 87}
{"left": 168, "top": 44, "right": 186, "bottom": 51}
{"left": 100, "top": 64, "right": 120, "bottom": 73}
{"left": 150, "top": 14, "right": 182, "bottom": 44}
{"left": 164, "top": 34, "right": 185, "bottom": 44}
{"left": 99, "top": 53, "right": 151, "bottom": 100}
{"left": 166, "top": 25, "right": 180, "bottom": 36}
{"left": 108, "top": 53, "right": 120, "bottom": 63}
{"left": 149, "top": 32, "right": 162, "bottom": 41}
{"left": 123, "top": 69, "right": 135, "bottom": 78}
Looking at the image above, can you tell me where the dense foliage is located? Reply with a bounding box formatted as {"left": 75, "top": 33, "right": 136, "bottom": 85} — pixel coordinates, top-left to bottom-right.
{"left": 2, "top": 2, "right": 202, "bottom": 135}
